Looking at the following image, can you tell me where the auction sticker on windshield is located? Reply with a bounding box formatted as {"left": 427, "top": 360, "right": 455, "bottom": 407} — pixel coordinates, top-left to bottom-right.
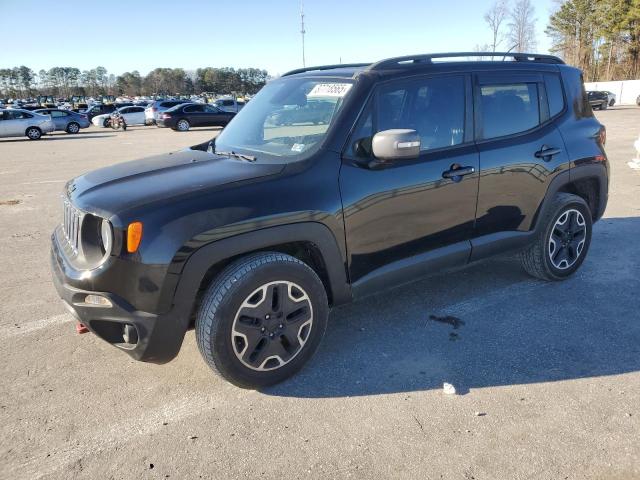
{"left": 308, "top": 83, "right": 352, "bottom": 98}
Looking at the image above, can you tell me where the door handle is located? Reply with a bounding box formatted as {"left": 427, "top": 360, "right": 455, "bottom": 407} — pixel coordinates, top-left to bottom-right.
{"left": 442, "top": 165, "right": 475, "bottom": 180}
{"left": 534, "top": 145, "right": 562, "bottom": 160}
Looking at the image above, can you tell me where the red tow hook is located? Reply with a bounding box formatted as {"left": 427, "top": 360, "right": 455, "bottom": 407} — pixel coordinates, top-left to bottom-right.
{"left": 76, "top": 323, "right": 90, "bottom": 334}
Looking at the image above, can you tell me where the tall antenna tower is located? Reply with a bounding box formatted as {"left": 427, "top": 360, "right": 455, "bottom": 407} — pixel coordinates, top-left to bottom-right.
{"left": 300, "top": 1, "right": 306, "bottom": 67}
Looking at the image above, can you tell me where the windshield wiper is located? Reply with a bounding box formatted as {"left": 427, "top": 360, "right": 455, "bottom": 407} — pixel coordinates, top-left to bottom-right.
{"left": 215, "top": 150, "right": 257, "bottom": 162}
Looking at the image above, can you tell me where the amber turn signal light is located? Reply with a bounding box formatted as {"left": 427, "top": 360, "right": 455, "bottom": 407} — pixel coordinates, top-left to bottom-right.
{"left": 127, "top": 222, "right": 143, "bottom": 253}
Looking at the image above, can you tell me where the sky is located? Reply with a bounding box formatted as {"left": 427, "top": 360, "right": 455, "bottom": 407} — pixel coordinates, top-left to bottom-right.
{"left": 2, "top": 0, "right": 557, "bottom": 76}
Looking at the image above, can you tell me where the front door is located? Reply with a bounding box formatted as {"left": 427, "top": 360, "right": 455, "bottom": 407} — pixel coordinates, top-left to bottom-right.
{"left": 203, "top": 105, "right": 231, "bottom": 126}
{"left": 340, "top": 74, "right": 479, "bottom": 284}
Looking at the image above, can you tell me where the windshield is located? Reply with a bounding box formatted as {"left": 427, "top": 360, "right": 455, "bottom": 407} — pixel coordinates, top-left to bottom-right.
{"left": 214, "top": 77, "right": 354, "bottom": 162}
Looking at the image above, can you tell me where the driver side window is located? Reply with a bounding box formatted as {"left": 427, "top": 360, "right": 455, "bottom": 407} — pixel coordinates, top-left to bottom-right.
{"left": 347, "top": 75, "right": 466, "bottom": 158}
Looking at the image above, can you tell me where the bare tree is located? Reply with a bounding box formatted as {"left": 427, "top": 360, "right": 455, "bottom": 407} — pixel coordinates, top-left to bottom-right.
{"left": 508, "top": 0, "right": 537, "bottom": 52}
{"left": 484, "top": 0, "right": 510, "bottom": 52}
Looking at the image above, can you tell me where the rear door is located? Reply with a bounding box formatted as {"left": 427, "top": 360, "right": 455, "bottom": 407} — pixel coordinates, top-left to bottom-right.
{"left": 472, "top": 71, "right": 569, "bottom": 241}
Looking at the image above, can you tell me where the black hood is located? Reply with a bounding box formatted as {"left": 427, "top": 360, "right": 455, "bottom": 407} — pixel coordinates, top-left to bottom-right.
{"left": 66, "top": 149, "right": 284, "bottom": 218}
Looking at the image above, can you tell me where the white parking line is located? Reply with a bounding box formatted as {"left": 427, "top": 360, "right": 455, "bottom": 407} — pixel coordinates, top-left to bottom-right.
{"left": 0, "top": 313, "right": 74, "bottom": 339}
{"left": 11, "top": 394, "right": 224, "bottom": 479}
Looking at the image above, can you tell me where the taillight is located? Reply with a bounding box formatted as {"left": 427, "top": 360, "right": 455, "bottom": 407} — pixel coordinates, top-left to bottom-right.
{"left": 599, "top": 126, "right": 606, "bottom": 145}
{"left": 161, "top": 113, "right": 171, "bottom": 119}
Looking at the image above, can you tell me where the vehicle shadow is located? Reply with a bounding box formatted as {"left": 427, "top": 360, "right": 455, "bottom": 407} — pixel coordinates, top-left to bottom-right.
{"left": 265, "top": 216, "right": 640, "bottom": 398}
{"left": 0, "top": 134, "right": 116, "bottom": 143}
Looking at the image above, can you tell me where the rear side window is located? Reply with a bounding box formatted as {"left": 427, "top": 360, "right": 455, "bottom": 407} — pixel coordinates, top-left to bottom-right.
{"left": 544, "top": 74, "right": 565, "bottom": 117}
{"left": 479, "top": 83, "right": 540, "bottom": 139}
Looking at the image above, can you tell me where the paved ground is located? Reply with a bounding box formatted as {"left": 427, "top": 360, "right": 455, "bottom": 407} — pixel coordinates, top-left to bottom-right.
{"left": 1, "top": 111, "right": 639, "bottom": 480}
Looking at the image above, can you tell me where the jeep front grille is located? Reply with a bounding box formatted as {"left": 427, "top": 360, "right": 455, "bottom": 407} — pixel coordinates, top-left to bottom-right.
{"left": 62, "top": 199, "right": 82, "bottom": 252}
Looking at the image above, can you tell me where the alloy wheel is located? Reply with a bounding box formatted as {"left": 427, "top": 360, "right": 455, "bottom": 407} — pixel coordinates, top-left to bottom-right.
{"left": 548, "top": 208, "right": 587, "bottom": 270}
{"left": 27, "top": 128, "right": 41, "bottom": 139}
{"left": 177, "top": 120, "right": 189, "bottom": 131}
{"left": 231, "top": 281, "right": 313, "bottom": 371}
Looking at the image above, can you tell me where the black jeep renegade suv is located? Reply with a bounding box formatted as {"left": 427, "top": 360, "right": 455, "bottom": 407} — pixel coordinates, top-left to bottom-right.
{"left": 51, "top": 52, "right": 609, "bottom": 388}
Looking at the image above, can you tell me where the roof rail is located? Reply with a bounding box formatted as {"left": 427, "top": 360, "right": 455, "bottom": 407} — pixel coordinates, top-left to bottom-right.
{"left": 367, "top": 52, "right": 565, "bottom": 71}
{"left": 282, "top": 63, "right": 371, "bottom": 77}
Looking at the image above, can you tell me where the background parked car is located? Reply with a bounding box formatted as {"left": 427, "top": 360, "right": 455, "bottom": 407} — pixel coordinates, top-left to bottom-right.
{"left": 144, "top": 100, "right": 187, "bottom": 125}
{"left": 0, "top": 109, "right": 54, "bottom": 140}
{"left": 92, "top": 106, "right": 147, "bottom": 127}
{"left": 156, "top": 103, "right": 235, "bottom": 131}
{"left": 34, "top": 108, "right": 90, "bottom": 133}
{"left": 213, "top": 97, "right": 245, "bottom": 113}
{"left": 603, "top": 91, "right": 616, "bottom": 106}
{"left": 587, "top": 91, "right": 609, "bottom": 110}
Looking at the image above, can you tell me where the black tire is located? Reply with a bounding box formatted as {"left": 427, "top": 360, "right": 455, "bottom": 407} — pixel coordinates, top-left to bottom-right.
{"left": 176, "top": 119, "right": 190, "bottom": 131}
{"left": 196, "top": 252, "right": 328, "bottom": 389}
{"left": 25, "top": 127, "right": 41, "bottom": 140}
{"left": 520, "top": 193, "right": 592, "bottom": 281}
{"left": 103, "top": 118, "right": 111, "bottom": 128}
{"left": 609, "top": 99, "right": 615, "bottom": 107}
{"left": 66, "top": 122, "right": 80, "bottom": 134}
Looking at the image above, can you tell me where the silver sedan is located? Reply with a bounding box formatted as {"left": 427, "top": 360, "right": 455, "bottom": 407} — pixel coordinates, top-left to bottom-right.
{"left": 0, "top": 109, "right": 55, "bottom": 140}
{"left": 34, "top": 109, "right": 91, "bottom": 133}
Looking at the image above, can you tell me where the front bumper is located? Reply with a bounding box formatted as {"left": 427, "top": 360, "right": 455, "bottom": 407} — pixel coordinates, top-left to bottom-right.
{"left": 50, "top": 235, "right": 188, "bottom": 363}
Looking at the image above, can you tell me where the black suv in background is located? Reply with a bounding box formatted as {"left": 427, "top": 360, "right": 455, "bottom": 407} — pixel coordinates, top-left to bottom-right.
{"left": 51, "top": 52, "right": 608, "bottom": 388}
{"left": 587, "top": 90, "right": 609, "bottom": 110}
{"left": 156, "top": 103, "right": 236, "bottom": 131}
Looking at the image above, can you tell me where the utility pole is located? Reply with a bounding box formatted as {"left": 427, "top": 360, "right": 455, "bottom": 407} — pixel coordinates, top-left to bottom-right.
{"left": 300, "top": 1, "right": 306, "bottom": 67}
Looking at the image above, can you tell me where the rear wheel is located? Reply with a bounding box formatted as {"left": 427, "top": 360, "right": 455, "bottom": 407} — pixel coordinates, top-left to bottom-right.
{"left": 520, "top": 193, "right": 592, "bottom": 281}
{"left": 609, "top": 99, "right": 615, "bottom": 107}
{"left": 176, "top": 119, "right": 190, "bottom": 131}
{"left": 26, "top": 127, "right": 42, "bottom": 140}
{"left": 196, "top": 252, "right": 328, "bottom": 388}
{"left": 66, "top": 122, "right": 80, "bottom": 134}
{"left": 103, "top": 118, "right": 111, "bottom": 128}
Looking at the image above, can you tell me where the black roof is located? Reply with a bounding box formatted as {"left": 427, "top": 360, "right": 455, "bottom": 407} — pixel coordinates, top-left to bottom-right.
{"left": 282, "top": 52, "right": 566, "bottom": 79}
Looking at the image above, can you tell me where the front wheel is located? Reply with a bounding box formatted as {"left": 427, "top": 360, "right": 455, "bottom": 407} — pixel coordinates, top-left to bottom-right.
{"left": 520, "top": 193, "right": 592, "bottom": 281}
{"left": 196, "top": 252, "right": 328, "bottom": 388}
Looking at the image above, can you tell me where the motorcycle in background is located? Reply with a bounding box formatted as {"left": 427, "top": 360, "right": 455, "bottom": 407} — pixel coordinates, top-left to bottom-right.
{"left": 110, "top": 111, "right": 127, "bottom": 131}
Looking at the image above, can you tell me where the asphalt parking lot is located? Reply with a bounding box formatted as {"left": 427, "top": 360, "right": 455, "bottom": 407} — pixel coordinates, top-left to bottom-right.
{"left": 1, "top": 111, "right": 639, "bottom": 479}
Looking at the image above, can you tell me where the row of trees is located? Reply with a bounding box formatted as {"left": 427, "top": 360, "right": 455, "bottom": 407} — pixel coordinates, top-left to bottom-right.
{"left": 480, "top": 0, "right": 538, "bottom": 54}
{"left": 0, "top": 66, "right": 269, "bottom": 99}
{"left": 480, "top": 0, "right": 640, "bottom": 81}
{"left": 546, "top": 0, "right": 640, "bottom": 81}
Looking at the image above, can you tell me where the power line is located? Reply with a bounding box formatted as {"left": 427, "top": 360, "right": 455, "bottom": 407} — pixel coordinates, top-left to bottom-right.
{"left": 300, "top": 1, "right": 306, "bottom": 67}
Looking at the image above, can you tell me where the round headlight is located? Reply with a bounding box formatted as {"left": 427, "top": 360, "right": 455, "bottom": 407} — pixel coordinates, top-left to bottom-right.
{"left": 101, "top": 219, "right": 112, "bottom": 255}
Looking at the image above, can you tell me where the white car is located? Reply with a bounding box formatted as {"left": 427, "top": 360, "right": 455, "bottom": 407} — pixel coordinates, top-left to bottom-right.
{"left": 0, "top": 109, "right": 55, "bottom": 140}
{"left": 92, "top": 106, "right": 147, "bottom": 127}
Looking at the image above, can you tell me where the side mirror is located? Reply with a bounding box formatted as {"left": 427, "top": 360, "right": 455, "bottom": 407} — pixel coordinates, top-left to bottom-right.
{"left": 371, "top": 129, "right": 420, "bottom": 161}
